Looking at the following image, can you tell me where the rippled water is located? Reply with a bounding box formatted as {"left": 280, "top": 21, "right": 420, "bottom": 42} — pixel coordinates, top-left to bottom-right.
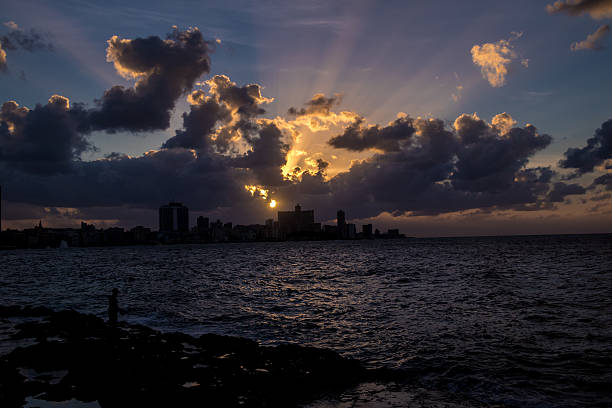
{"left": 1, "top": 235, "right": 611, "bottom": 407}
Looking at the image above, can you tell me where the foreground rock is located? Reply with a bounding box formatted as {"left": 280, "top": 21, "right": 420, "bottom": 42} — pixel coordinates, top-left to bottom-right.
{"left": 0, "top": 306, "right": 393, "bottom": 407}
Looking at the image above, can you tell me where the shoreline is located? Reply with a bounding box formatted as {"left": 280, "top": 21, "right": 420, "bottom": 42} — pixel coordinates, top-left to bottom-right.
{"left": 0, "top": 305, "right": 397, "bottom": 407}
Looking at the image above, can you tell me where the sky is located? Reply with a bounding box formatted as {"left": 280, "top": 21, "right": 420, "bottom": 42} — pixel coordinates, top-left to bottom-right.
{"left": 1, "top": 0, "right": 611, "bottom": 236}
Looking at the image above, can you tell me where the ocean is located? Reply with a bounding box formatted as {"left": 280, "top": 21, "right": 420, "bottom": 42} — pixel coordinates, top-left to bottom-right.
{"left": 1, "top": 234, "right": 611, "bottom": 407}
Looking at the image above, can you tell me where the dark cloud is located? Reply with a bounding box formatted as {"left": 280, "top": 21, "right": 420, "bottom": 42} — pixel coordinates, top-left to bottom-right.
{"left": 88, "top": 27, "right": 211, "bottom": 133}
{"left": 208, "top": 75, "right": 268, "bottom": 118}
{"left": 559, "top": 118, "right": 612, "bottom": 175}
{"left": 0, "top": 19, "right": 598, "bottom": 228}
{"left": 452, "top": 115, "right": 552, "bottom": 193}
{"left": 288, "top": 93, "right": 341, "bottom": 116}
{"left": 162, "top": 95, "right": 230, "bottom": 150}
{"left": 162, "top": 75, "right": 272, "bottom": 153}
{"left": 0, "top": 148, "right": 245, "bottom": 211}
{"left": 205, "top": 75, "right": 272, "bottom": 152}
{"left": 0, "top": 28, "right": 53, "bottom": 52}
{"left": 591, "top": 192, "right": 611, "bottom": 201}
{"left": 591, "top": 173, "right": 612, "bottom": 190}
{"left": 328, "top": 116, "right": 416, "bottom": 152}
{"left": 0, "top": 97, "right": 91, "bottom": 175}
{"left": 232, "top": 122, "right": 289, "bottom": 186}
{"left": 306, "top": 115, "right": 555, "bottom": 219}
{"left": 546, "top": 182, "right": 587, "bottom": 202}
{"left": 0, "top": 26, "right": 53, "bottom": 72}
{"left": 546, "top": 0, "right": 612, "bottom": 18}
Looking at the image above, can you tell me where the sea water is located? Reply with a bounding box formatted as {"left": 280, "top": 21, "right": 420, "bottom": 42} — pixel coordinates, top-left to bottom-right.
{"left": 1, "top": 234, "right": 611, "bottom": 407}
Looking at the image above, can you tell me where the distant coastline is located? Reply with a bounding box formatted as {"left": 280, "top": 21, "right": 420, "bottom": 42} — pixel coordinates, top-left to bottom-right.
{"left": 0, "top": 222, "right": 407, "bottom": 250}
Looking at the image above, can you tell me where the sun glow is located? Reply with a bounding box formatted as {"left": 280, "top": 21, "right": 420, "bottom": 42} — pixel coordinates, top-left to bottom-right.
{"left": 244, "top": 184, "right": 277, "bottom": 208}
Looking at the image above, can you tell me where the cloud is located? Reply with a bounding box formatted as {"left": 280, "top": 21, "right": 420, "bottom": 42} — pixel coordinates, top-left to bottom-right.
{"left": 491, "top": 112, "right": 518, "bottom": 134}
{"left": 0, "top": 25, "right": 53, "bottom": 72}
{"left": 328, "top": 116, "right": 416, "bottom": 152}
{"left": 559, "top": 117, "right": 612, "bottom": 175}
{"left": 162, "top": 95, "right": 230, "bottom": 150}
{"left": 0, "top": 105, "right": 585, "bottom": 224}
{"left": 0, "top": 28, "right": 53, "bottom": 52}
{"left": 546, "top": 0, "right": 612, "bottom": 19}
{"left": 281, "top": 113, "right": 557, "bottom": 220}
{"left": 0, "top": 26, "right": 601, "bottom": 227}
{"left": 546, "top": 182, "right": 587, "bottom": 202}
{"left": 207, "top": 74, "right": 273, "bottom": 118}
{"left": 0, "top": 148, "right": 246, "bottom": 211}
{"left": 590, "top": 173, "right": 612, "bottom": 189}
{"left": 163, "top": 75, "right": 275, "bottom": 154}
{"left": 231, "top": 122, "right": 290, "bottom": 186}
{"left": 471, "top": 33, "right": 528, "bottom": 87}
{"left": 452, "top": 114, "right": 552, "bottom": 193}
{"left": 0, "top": 44, "right": 6, "bottom": 71}
{"left": 571, "top": 24, "right": 610, "bottom": 50}
{"left": 451, "top": 85, "right": 463, "bottom": 102}
{"left": 0, "top": 96, "right": 92, "bottom": 174}
{"left": 3, "top": 21, "right": 19, "bottom": 30}
{"left": 88, "top": 27, "right": 211, "bottom": 133}
{"left": 288, "top": 93, "right": 341, "bottom": 116}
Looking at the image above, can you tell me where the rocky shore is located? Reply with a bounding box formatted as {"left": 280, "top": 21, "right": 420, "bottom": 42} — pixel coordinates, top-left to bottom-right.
{"left": 0, "top": 306, "right": 396, "bottom": 407}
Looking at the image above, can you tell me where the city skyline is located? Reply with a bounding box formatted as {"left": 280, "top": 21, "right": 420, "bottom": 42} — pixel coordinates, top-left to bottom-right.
{"left": 0, "top": 200, "right": 405, "bottom": 248}
{"left": 0, "top": 1, "right": 611, "bottom": 237}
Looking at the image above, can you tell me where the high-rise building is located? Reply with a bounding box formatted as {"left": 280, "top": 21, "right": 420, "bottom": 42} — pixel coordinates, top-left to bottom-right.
{"left": 159, "top": 202, "right": 189, "bottom": 232}
{"left": 197, "top": 216, "right": 209, "bottom": 233}
{"left": 278, "top": 204, "right": 316, "bottom": 237}
{"left": 347, "top": 223, "right": 356, "bottom": 239}
{"left": 337, "top": 209, "right": 346, "bottom": 239}
{"left": 362, "top": 224, "right": 373, "bottom": 237}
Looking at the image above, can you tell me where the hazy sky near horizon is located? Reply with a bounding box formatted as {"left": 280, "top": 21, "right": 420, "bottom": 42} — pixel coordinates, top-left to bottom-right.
{"left": 1, "top": 0, "right": 611, "bottom": 236}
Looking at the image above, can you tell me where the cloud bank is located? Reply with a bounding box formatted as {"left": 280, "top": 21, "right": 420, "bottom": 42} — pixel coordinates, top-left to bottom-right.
{"left": 559, "top": 118, "right": 612, "bottom": 175}
{"left": 1, "top": 27, "right": 609, "bottom": 229}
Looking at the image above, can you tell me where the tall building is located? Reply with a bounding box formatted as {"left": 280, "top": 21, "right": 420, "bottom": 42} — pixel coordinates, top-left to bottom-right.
{"left": 159, "top": 202, "right": 189, "bottom": 232}
{"left": 347, "top": 223, "right": 356, "bottom": 239}
{"left": 337, "top": 210, "right": 346, "bottom": 239}
{"left": 196, "top": 216, "right": 209, "bottom": 233}
{"left": 278, "top": 204, "right": 316, "bottom": 237}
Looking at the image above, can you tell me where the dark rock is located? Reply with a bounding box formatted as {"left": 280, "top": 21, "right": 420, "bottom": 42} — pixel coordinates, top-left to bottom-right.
{"left": 0, "top": 305, "right": 391, "bottom": 407}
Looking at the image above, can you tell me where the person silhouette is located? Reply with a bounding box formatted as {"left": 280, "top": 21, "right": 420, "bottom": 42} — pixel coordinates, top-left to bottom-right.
{"left": 108, "top": 288, "right": 125, "bottom": 327}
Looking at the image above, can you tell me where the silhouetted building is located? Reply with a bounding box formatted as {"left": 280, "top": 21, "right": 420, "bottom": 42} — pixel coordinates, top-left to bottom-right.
{"left": 210, "top": 219, "right": 225, "bottom": 241}
{"left": 363, "top": 224, "right": 373, "bottom": 237}
{"left": 131, "top": 226, "right": 151, "bottom": 243}
{"left": 159, "top": 202, "right": 189, "bottom": 232}
{"left": 278, "top": 204, "right": 317, "bottom": 238}
{"left": 337, "top": 210, "right": 347, "bottom": 239}
{"left": 104, "top": 227, "right": 125, "bottom": 244}
{"left": 265, "top": 218, "right": 276, "bottom": 239}
{"left": 347, "top": 224, "right": 356, "bottom": 239}
{"left": 387, "top": 229, "right": 400, "bottom": 238}
{"left": 197, "top": 216, "right": 209, "bottom": 234}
